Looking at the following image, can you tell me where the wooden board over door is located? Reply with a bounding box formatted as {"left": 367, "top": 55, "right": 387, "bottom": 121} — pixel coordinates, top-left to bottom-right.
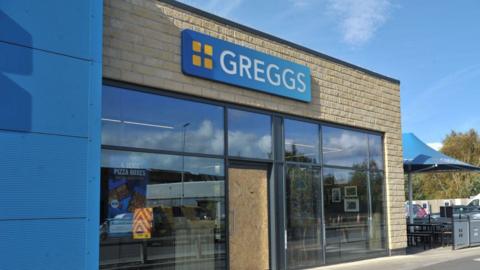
{"left": 228, "top": 167, "right": 269, "bottom": 270}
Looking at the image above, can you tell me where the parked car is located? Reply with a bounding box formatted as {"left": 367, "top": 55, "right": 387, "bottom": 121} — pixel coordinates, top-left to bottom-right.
{"left": 100, "top": 213, "right": 133, "bottom": 239}
{"left": 405, "top": 202, "right": 428, "bottom": 219}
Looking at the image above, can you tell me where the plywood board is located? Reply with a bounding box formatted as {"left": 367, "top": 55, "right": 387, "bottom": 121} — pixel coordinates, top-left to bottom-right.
{"left": 228, "top": 167, "right": 269, "bottom": 270}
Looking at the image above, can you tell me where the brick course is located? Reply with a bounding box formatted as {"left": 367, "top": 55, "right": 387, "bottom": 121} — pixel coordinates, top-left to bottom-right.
{"left": 103, "top": 0, "right": 406, "bottom": 251}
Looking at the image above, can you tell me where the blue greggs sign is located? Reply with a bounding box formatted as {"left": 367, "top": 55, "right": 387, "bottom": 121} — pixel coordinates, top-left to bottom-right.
{"left": 181, "top": 30, "right": 311, "bottom": 102}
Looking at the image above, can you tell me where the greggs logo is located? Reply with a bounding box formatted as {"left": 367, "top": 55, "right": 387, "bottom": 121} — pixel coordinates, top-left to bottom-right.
{"left": 192, "top": 40, "right": 213, "bottom": 69}
{"left": 181, "top": 30, "right": 311, "bottom": 102}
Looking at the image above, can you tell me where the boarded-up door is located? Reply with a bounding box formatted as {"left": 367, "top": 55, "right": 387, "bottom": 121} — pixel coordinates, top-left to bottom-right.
{"left": 228, "top": 167, "right": 269, "bottom": 270}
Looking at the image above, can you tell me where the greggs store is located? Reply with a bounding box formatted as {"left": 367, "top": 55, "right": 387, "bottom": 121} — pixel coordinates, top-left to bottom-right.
{"left": 0, "top": 0, "right": 406, "bottom": 270}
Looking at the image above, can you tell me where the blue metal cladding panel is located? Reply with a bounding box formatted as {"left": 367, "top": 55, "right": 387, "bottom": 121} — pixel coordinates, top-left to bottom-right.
{"left": 84, "top": 0, "right": 103, "bottom": 268}
{"left": 0, "top": 0, "right": 103, "bottom": 269}
{"left": 0, "top": 1, "right": 92, "bottom": 60}
{"left": 0, "top": 131, "right": 87, "bottom": 220}
{"left": 0, "top": 43, "right": 90, "bottom": 137}
{"left": 0, "top": 219, "right": 86, "bottom": 270}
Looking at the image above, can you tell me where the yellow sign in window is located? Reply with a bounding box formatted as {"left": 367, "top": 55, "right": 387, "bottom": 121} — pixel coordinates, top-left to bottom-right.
{"left": 133, "top": 208, "right": 153, "bottom": 239}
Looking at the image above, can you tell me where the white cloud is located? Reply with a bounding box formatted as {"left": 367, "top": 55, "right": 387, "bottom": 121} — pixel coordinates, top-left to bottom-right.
{"left": 323, "top": 129, "right": 369, "bottom": 166}
{"left": 102, "top": 119, "right": 224, "bottom": 155}
{"left": 427, "top": 142, "right": 443, "bottom": 151}
{"left": 103, "top": 118, "right": 272, "bottom": 158}
{"left": 327, "top": 0, "right": 392, "bottom": 46}
{"left": 228, "top": 130, "right": 272, "bottom": 158}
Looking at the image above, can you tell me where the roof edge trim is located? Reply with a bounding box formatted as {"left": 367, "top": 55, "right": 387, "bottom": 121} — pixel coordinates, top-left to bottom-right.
{"left": 158, "top": 0, "right": 400, "bottom": 84}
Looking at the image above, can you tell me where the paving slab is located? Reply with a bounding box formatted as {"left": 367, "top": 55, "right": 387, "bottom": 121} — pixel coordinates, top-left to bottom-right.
{"left": 311, "top": 247, "right": 480, "bottom": 270}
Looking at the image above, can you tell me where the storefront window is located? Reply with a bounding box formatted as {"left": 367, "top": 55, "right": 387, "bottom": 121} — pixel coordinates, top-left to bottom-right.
{"left": 102, "top": 85, "right": 224, "bottom": 155}
{"left": 322, "top": 127, "right": 368, "bottom": 169}
{"left": 286, "top": 165, "right": 323, "bottom": 269}
{"left": 99, "top": 150, "right": 226, "bottom": 269}
{"left": 369, "top": 134, "right": 384, "bottom": 170}
{"left": 100, "top": 83, "right": 388, "bottom": 269}
{"left": 285, "top": 119, "right": 319, "bottom": 163}
{"left": 228, "top": 109, "right": 272, "bottom": 159}
{"left": 369, "top": 171, "right": 387, "bottom": 251}
{"left": 323, "top": 168, "right": 369, "bottom": 264}
{"left": 100, "top": 86, "right": 227, "bottom": 269}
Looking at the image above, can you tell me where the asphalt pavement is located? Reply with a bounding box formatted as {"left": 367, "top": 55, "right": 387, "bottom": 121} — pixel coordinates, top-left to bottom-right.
{"left": 314, "top": 247, "right": 480, "bottom": 270}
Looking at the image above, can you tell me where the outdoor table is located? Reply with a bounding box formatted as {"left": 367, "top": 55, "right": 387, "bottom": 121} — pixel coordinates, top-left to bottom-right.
{"left": 406, "top": 223, "right": 440, "bottom": 249}
{"left": 406, "top": 222, "right": 453, "bottom": 249}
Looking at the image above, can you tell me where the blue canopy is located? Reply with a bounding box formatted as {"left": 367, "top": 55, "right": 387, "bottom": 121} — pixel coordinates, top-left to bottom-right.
{"left": 403, "top": 133, "right": 480, "bottom": 173}
{"left": 403, "top": 133, "right": 480, "bottom": 223}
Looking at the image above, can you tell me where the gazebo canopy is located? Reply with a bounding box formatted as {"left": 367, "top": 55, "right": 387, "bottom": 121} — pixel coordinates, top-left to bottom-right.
{"left": 403, "top": 132, "right": 480, "bottom": 223}
{"left": 403, "top": 133, "right": 480, "bottom": 173}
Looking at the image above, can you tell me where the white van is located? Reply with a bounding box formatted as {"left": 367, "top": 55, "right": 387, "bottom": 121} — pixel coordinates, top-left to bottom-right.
{"left": 467, "top": 194, "right": 480, "bottom": 207}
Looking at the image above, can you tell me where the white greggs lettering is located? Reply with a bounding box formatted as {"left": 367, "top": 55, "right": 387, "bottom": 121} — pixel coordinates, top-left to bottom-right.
{"left": 182, "top": 29, "right": 311, "bottom": 102}
{"left": 220, "top": 50, "right": 307, "bottom": 93}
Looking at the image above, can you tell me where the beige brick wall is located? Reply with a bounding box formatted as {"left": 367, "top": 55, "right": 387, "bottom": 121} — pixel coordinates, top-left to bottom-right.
{"left": 103, "top": 0, "right": 406, "bottom": 251}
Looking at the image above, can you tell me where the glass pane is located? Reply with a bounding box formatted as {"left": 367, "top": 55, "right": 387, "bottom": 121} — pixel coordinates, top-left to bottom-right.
{"left": 369, "top": 134, "right": 384, "bottom": 170}
{"left": 370, "top": 171, "right": 387, "bottom": 252}
{"left": 286, "top": 165, "right": 323, "bottom": 268}
{"left": 228, "top": 109, "right": 272, "bottom": 159}
{"left": 323, "top": 167, "right": 369, "bottom": 264}
{"left": 99, "top": 150, "right": 226, "bottom": 269}
{"left": 102, "top": 85, "right": 224, "bottom": 155}
{"left": 285, "top": 119, "right": 319, "bottom": 163}
{"left": 322, "top": 126, "right": 368, "bottom": 169}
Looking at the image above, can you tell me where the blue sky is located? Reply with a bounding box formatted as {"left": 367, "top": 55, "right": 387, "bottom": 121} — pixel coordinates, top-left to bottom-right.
{"left": 178, "top": 0, "right": 480, "bottom": 149}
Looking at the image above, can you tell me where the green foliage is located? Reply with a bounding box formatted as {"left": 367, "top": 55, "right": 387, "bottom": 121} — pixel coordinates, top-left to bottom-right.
{"left": 409, "top": 129, "right": 480, "bottom": 199}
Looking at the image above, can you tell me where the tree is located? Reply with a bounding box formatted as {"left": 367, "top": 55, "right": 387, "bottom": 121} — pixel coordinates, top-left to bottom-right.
{"left": 411, "top": 129, "right": 480, "bottom": 199}
{"left": 442, "top": 129, "right": 480, "bottom": 166}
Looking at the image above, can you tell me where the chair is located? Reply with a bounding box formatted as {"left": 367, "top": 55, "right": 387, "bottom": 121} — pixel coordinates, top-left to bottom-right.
{"left": 407, "top": 224, "right": 433, "bottom": 250}
{"left": 440, "top": 224, "right": 453, "bottom": 246}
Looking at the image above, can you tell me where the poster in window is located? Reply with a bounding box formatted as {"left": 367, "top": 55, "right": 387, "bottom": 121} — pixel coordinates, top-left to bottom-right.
{"left": 332, "top": 188, "right": 341, "bottom": 203}
{"left": 344, "top": 186, "right": 357, "bottom": 197}
{"left": 133, "top": 207, "right": 153, "bottom": 239}
{"left": 344, "top": 198, "right": 359, "bottom": 212}
{"left": 107, "top": 168, "right": 148, "bottom": 237}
